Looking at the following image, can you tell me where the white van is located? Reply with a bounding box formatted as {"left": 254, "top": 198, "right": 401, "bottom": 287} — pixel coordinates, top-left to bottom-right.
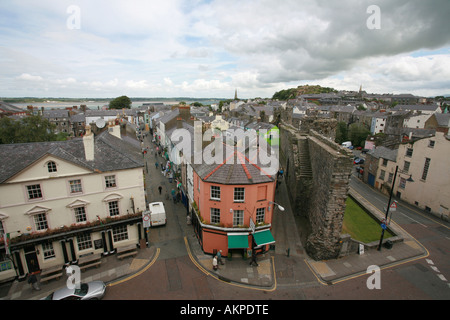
{"left": 147, "top": 202, "right": 167, "bottom": 227}
{"left": 341, "top": 141, "right": 352, "bottom": 149}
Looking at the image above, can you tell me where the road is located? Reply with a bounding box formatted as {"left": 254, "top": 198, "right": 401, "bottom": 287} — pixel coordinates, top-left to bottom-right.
{"left": 349, "top": 171, "right": 450, "bottom": 299}
{"left": 103, "top": 141, "right": 450, "bottom": 302}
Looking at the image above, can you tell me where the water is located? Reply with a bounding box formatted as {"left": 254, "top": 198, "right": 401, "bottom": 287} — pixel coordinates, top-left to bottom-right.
{"left": 11, "top": 98, "right": 222, "bottom": 110}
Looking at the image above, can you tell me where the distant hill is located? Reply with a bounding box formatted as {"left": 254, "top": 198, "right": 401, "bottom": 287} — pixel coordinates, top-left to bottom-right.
{"left": 272, "top": 85, "right": 338, "bottom": 100}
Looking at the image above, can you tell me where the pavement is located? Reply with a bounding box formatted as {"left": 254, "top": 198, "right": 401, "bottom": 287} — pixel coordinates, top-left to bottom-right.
{"left": 0, "top": 132, "right": 429, "bottom": 300}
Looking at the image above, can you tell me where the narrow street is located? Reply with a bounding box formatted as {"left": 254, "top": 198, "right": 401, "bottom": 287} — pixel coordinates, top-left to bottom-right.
{"left": 103, "top": 134, "right": 450, "bottom": 301}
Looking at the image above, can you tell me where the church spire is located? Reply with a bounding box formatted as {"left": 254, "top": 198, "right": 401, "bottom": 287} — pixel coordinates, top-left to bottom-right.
{"left": 234, "top": 89, "right": 238, "bottom": 100}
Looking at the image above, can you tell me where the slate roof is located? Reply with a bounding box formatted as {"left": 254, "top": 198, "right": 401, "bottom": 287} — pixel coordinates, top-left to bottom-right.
{"left": 0, "top": 101, "right": 24, "bottom": 113}
{"left": 0, "top": 131, "right": 143, "bottom": 183}
{"left": 191, "top": 142, "right": 277, "bottom": 185}
{"left": 367, "top": 146, "right": 398, "bottom": 162}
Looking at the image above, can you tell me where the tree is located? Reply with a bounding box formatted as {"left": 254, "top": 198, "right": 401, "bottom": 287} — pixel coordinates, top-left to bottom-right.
{"left": 348, "top": 123, "right": 370, "bottom": 148}
{"left": 335, "top": 121, "right": 348, "bottom": 144}
{"left": 0, "top": 115, "right": 59, "bottom": 144}
{"left": 109, "top": 95, "right": 132, "bottom": 109}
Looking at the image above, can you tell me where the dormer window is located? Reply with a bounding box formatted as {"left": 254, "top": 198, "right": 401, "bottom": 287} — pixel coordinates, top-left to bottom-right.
{"left": 47, "top": 161, "right": 57, "bottom": 173}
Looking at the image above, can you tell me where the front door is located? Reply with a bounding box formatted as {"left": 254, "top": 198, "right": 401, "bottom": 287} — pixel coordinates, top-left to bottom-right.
{"left": 24, "top": 245, "right": 40, "bottom": 274}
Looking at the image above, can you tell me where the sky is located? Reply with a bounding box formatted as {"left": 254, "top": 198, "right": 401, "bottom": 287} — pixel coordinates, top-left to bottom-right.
{"left": 1, "top": 0, "right": 449, "bottom": 99}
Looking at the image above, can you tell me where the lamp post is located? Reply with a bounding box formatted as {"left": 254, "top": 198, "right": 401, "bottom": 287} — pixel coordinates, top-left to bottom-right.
{"left": 269, "top": 201, "right": 285, "bottom": 212}
{"left": 377, "top": 165, "right": 414, "bottom": 251}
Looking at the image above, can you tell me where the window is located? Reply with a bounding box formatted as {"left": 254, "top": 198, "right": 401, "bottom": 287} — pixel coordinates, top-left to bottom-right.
{"left": 42, "top": 243, "right": 55, "bottom": 260}
{"left": 403, "top": 161, "right": 410, "bottom": 173}
{"left": 74, "top": 206, "right": 87, "bottom": 223}
{"left": 105, "top": 175, "right": 116, "bottom": 188}
{"left": 428, "top": 140, "right": 435, "bottom": 148}
{"left": 210, "top": 186, "right": 221, "bottom": 201}
{"left": 399, "top": 177, "right": 406, "bottom": 189}
{"left": 388, "top": 172, "right": 393, "bottom": 183}
{"left": 47, "top": 161, "right": 57, "bottom": 173}
{"left": 256, "top": 208, "right": 265, "bottom": 224}
{"left": 113, "top": 225, "right": 128, "bottom": 242}
{"left": 382, "top": 158, "right": 388, "bottom": 166}
{"left": 210, "top": 208, "right": 220, "bottom": 224}
{"left": 34, "top": 213, "right": 48, "bottom": 231}
{"left": 77, "top": 234, "right": 92, "bottom": 251}
{"left": 234, "top": 187, "right": 245, "bottom": 202}
{"left": 422, "top": 158, "right": 431, "bottom": 181}
{"left": 406, "top": 148, "right": 413, "bottom": 157}
{"left": 379, "top": 170, "right": 385, "bottom": 180}
{"left": 233, "top": 210, "right": 244, "bottom": 227}
{"left": 27, "top": 184, "right": 42, "bottom": 200}
{"left": 69, "top": 179, "right": 82, "bottom": 193}
{"left": 108, "top": 201, "right": 120, "bottom": 217}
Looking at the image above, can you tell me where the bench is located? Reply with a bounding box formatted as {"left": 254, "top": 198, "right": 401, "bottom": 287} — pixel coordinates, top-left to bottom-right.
{"left": 116, "top": 244, "right": 138, "bottom": 260}
{"left": 78, "top": 253, "right": 102, "bottom": 272}
{"left": 40, "top": 265, "right": 63, "bottom": 283}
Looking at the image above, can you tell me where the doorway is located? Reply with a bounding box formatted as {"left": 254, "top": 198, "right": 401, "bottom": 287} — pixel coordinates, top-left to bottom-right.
{"left": 24, "top": 245, "right": 40, "bottom": 274}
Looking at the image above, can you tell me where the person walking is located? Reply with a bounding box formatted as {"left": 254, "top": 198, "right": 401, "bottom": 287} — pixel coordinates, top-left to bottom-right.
{"left": 158, "top": 186, "right": 162, "bottom": 195}
{"left": 249, "top": 252, "right": 258, "bottom": 267}
{"left": 212, "top": 256, "right": 218, "bottom": 270}
{"left": 216, "top": 250, "right": 224, "bottom": 265}
{"left": 28, "top": 272, "right": 40, "bottom": 291}
{"left": 171, "top": 189, "right": 176, "bottom": 203}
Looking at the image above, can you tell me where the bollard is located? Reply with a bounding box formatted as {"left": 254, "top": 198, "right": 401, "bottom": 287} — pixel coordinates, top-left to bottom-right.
{"left": 286, "top": 248, "right": 290, "bottom": 257}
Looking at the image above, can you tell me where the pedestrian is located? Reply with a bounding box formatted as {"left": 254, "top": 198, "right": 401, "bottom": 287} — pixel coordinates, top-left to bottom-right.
{"left": 250, "top": 252, "right": 258, "bottom": 267}
{"left": 212, "top": 256, "right": 218, "bottom": 270}
{"left": 28, "top": 273, "right": 40, "bottom": 291}
{"left": 216, "top": 250, "right": 224, "bottom": 265}
{"left": 171, "top": 189, "right": 176, "bottom": 203}
{"left": 158, "top": 186, "right": 162, "bottom": 195}
{"left": 155, "top": 161, "right": 159, "bottom": 169}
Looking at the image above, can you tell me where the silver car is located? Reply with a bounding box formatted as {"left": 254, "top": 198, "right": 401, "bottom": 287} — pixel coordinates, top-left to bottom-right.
{"left": 42, "top": 281, "right": 106, "bottom": 300}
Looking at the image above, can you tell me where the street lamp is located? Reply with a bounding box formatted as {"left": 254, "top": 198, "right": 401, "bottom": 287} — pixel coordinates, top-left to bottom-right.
{"left": 377, "top": 165, "right": 413, "bottom": 250}
{"left": 269, "top": 201, "right": 285, "bottom": 212}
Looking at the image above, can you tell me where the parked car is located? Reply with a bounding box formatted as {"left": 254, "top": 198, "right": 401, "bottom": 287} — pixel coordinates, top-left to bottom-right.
{"left": 354, "top": 158, "right": 365, "bottom": 164}
{"left": 42, "top": 281, "right": 106, "bottom": 300}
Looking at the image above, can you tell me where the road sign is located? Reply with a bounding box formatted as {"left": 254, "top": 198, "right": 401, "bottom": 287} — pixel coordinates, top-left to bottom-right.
{"left": 389, "top": 201, "right": 397, "bottom": 211}
{"left": 143, "top": 212, "right": 150, "bottom": 228}
{"left": 250, "top": 218, "right": 255, "bottom": 234}
{"left": 381, "top": 223, "right": 387, "bottom": 230}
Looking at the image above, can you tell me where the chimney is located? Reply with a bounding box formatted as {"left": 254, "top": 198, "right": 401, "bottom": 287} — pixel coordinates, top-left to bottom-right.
{"left": 178, "top": 105, "right": 191, "bottom": 121}
{"left": 108, "top": 119, "right": 121, "bottom": 139}
{"left": 176, "top": 117, "right": 183, "bottom": 129}
{"left": 83, "top": 125, "right": 95, "bottom": 161}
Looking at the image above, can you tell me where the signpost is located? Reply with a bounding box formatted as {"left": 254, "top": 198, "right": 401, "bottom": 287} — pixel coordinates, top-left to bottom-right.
{"left": 249, "top": 218, "right": 255, "bottom": 235}
{"left": 142, "top": 211, "right": 150, "bottom": 229}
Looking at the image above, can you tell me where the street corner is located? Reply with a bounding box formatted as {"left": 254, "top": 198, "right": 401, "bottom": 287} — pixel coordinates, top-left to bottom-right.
{"left": 306, "top": 260, "right": 337, "bottom": 283}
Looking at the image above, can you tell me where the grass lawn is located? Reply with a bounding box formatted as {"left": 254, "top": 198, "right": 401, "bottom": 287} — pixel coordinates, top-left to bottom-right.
{"left": 342, "top": 196, "right": 394, "bottom": 243}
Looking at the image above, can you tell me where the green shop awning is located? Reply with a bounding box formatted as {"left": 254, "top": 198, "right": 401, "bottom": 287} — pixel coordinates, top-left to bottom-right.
{"left": 253, "top": 229, "right": 275, "bottom": 247}
{"left": 227, "top": 233, "right": 249, "bottom": 249}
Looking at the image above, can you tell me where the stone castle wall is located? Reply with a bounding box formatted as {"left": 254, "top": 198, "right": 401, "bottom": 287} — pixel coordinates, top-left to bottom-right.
{"left": 306, "top": 130, "right": 353, "bottom": 260}
{"left": 279, "top": 116, "right": 353, "bottom": 260}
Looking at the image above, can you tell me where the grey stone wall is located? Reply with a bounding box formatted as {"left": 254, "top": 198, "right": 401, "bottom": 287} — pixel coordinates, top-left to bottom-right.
{"left": 279, "top": 119, "right": 353, "bottom": 261}
{"left": 306, "top": 130, "right": 353, "bottom": 260}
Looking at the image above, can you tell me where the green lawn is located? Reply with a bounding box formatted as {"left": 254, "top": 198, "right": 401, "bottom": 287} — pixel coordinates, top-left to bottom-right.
{"left": 342, "top": 197, "right": 393, "bottom": 243}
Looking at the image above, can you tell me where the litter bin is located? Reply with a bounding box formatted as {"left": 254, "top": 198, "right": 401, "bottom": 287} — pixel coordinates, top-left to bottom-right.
{"left": 384, "top": 240, "right": 393, "bottom": 249}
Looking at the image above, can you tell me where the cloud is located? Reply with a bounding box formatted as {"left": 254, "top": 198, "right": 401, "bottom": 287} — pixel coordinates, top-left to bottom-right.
{"left": 0, "top": 0, "right": 449, "bottom": 98}
{"left": 16, "top": 73, "right": 43, "bottom": 81}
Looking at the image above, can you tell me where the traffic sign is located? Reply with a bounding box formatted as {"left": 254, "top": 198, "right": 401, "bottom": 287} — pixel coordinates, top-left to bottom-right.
{"left": 143, "top": 211, "right": 150, "bottom": 228}
{"left": 389, "top": 201, "right": 397, "bottom": 211}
